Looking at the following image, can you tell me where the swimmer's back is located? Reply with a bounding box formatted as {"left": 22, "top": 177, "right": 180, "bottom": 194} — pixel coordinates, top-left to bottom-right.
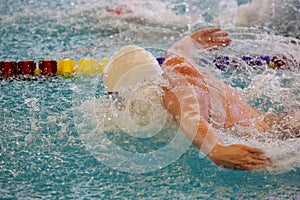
{"left": 162, "top": 55, "right": 270, "bottom": 131}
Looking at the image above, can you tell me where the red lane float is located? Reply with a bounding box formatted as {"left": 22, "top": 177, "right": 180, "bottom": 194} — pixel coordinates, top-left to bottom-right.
{"left": 18, "top": 60, "right": 36, "bottom": 75}
{"left": 39, "top": 60, "right": 57, "bottom": 75}
{"left": 0, "top": 61, "right": 18, "bottom": 77}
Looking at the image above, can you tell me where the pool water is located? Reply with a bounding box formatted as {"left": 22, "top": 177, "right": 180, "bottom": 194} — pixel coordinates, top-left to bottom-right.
{"left": 1, "top": 0, "right": 300, "bottom": 199}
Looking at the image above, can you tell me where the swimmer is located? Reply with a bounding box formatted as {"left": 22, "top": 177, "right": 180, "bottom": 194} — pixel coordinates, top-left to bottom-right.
{"left": 103, "top": 28, "right": 299, "bottom": 171}
{"left": 162, "top": 28, "right": 299, "bottom": 170}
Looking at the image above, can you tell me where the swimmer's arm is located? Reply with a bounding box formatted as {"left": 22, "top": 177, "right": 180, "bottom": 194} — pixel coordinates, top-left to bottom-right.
{"left": 162, "top": 28, "right": 272, "bottom": 170}
{"left": 162, "top": 88, "right": 221, "bottom": 156}
{"left": 163, "top": 87, "right": 272, "bottom": 171}
{"left": 165, "top": 28, "right": 231, "bottom": 59}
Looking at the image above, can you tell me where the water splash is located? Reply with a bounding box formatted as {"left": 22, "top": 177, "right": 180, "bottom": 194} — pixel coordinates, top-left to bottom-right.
{"left": 1, "top": 0, "right": 300, "bottom": 199}
{"left": 236, "top": 0, "right": 300, "bottom": 38}
{"left": 192, "top": 28, "right": 300, "bottom": 172}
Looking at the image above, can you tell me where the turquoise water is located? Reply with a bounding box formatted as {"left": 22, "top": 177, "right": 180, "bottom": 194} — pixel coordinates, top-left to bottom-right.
{"left": 1, "top": 78, "right": 299, "bottom": 199}
{"left": 1, "top": 0, "right": 300, "bottom": 199}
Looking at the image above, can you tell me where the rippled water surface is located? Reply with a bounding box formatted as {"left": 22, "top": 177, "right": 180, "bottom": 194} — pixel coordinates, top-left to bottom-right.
{"left": 1, "top": 0, "right": 299, "bottom": 199}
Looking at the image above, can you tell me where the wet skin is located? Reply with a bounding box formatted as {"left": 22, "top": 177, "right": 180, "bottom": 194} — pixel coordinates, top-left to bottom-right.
{"left": 162, "top": 28, "right": 274, "bottom": 170}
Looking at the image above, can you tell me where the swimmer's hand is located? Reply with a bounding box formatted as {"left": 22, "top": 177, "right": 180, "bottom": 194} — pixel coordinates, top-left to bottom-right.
{"left": 208, "top": 143, "right": 273, "bottom": 170}
{"left": 190, "top": 28, "right": 231, "bottom": 49}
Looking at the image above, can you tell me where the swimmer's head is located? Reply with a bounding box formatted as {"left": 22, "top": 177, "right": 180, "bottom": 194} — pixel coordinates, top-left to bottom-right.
{"left": 103, "top": 45, "right": 163, "bottom": 93}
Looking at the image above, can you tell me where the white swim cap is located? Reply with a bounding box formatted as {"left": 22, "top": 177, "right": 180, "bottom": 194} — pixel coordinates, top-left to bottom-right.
{"left": 103, "top": 45, "right": 163, "bottom": 93}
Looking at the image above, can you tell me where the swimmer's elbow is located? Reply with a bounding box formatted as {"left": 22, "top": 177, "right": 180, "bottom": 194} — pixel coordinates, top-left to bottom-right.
{"left": 166, "top": 36, "right": 198, "bottom": 60}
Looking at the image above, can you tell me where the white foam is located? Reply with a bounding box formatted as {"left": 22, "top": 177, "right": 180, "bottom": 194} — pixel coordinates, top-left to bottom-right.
{"left": 191, "top": 28, "right": 300, "bottom": 172}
